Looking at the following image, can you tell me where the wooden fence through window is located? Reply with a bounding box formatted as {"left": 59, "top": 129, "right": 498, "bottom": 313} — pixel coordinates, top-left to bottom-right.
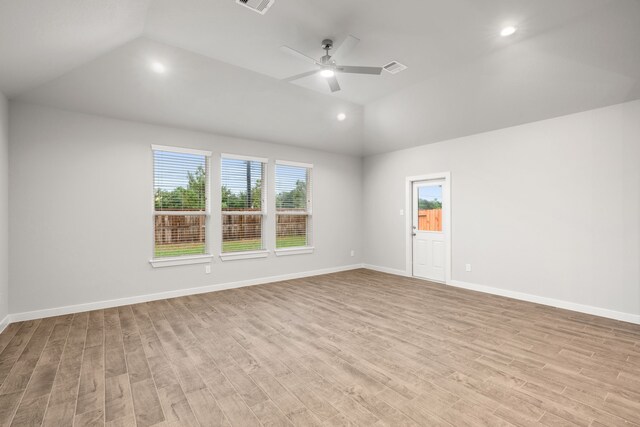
{"left": 154, "top": 213, "right": 308, "bottom": 245}
{"left": 223, "top": 214, "right": 262, "bottom": 241}
{"left": 418, "top": 209, "right": 442, "bottom": 231}
{"left": 155, "top": 215, "right": 206, "bottom": 245}
{"left": 275, "top": 214, "right": 307, "bottom": 238}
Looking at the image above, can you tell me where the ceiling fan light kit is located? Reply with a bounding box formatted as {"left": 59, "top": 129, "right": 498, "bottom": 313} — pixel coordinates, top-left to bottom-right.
{"left": 320, "top": 69, "right": 335, "bottom": 78}
{"left": 281, "top": 35, "right": 386, "bottom": 93}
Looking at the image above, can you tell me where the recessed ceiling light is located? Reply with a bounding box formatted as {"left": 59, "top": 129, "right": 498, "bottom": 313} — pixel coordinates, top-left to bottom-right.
{"left": 500, "top": 26, "right": 517, "bottom": 37}
{"left": 337, "top": 113, "right": 346, "bottom": 121}
{"left": 320, "top": 69, "right": 335, "bottom": 78}
{"left": 150, "top": 62, "right": 166, "bottom": 74}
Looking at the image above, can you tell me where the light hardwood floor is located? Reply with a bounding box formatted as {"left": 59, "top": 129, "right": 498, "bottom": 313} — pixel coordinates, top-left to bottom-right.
{"left": 0, "top": 269, "right": 639, "bottom": 426}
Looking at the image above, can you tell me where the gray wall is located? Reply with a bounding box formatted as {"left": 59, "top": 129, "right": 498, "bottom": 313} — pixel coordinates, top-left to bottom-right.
{"left": 363, "top": 100, "right": 640, "bottom": 316}
{"left": 9, "top": 102, "right": 363, "bottom": 314}
{"left": 0, "top": 92, "right": 8, "bottom": 321}
{"left": 7, "top": 99, "right": 640, "bottom": 319}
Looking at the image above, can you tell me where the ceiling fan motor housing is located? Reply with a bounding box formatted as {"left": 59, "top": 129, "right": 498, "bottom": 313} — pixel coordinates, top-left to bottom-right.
{"left": 321, "top": 39, "right": 333, "bottom": 50}
{"left": 321, "top": 39, "right": 335, "bottom": 66}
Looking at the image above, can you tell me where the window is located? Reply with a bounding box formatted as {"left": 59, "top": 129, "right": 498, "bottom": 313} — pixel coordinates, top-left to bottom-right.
{"left": 417, "top": 185, "right": 443, "bottom": 232}
{"left": 151, "top": 145, "right": 211, "bottom": 265}
{"left": 275, "top": 161, "right": 313, "bottom": 253}
{"left": 221, "top": 154, "right": 267, "bottom": 256}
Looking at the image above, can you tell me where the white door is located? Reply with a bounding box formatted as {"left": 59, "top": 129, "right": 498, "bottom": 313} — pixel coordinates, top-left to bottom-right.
{"left": 412, "top": 180, "right": 446, "bottom": 282}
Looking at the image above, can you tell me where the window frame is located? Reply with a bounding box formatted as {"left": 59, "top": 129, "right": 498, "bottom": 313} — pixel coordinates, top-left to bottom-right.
{"left": 274, "top": 160, "right": 314, "bottom": 256}
{"left": 219, "top": 153, "right": 269, "bottom": 261}
{"left": 149, "top": 144, "right": 213, "bottom": 268}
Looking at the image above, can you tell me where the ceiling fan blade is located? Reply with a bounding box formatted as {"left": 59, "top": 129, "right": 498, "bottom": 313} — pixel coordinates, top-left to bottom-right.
{"left": 336, "top": 65, "right": 383, "bottom": 75}
{"left": 332, "top": 35, "right": 360, "bottom": 62}
{"left": 283, "top": 70, "right": 319, "bottom": 82}
{"left": 326, "top": 75, "right": 341, "bottom": 92}
{"left": 280, "top": 46, "right": 318, "bottom": 65}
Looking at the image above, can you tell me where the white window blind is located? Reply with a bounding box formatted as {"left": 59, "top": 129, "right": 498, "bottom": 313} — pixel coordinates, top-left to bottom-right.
{"left": 221, "top": 156, "right": 266, "bottom": 253}
{"left": 275, "top": 162, "right": 312, "bottom": 248}
{"left": 153, "top": 146, "right": 210, "bottom": 259}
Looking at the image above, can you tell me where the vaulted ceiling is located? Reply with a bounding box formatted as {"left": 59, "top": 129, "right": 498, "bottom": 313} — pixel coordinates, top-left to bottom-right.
{"left": 2, "top": 0, "right": 639, "bottom": 155}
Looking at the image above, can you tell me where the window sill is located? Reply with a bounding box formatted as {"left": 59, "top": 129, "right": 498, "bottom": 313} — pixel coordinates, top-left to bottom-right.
{"left": 220, "top": 250, "right": 270, "bottom": 262}
{"left": 275, "top": 247, "right": 315, "bottom": 257}
{"left": 149, "top": 255, "right": 213, "bottom": 268}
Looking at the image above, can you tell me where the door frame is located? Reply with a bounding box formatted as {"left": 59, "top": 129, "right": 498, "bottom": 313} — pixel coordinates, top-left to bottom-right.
{"left": 405, "top": 172, "right": 451, "bottom": 284}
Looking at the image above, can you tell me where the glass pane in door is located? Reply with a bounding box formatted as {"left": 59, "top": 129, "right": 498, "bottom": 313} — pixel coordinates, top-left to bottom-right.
{"left": 417, "top": 185, "right": 443, "bottom": 231}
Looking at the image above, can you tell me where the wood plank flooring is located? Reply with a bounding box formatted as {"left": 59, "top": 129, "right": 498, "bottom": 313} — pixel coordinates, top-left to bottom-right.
{"left": 0, "top": 269, "right": 639, "bottom": 426}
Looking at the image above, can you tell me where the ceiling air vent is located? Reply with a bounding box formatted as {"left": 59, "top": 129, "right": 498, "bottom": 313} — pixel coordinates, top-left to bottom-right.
{"left": 236, "top": 0, "right": 275, "bottom": 15}
{"left": 383, "top": 61, "right": 408, "bottom": 74}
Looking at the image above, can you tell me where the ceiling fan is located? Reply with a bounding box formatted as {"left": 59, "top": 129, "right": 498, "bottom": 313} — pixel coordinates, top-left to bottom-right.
{"left": 280, "top": 35, "right": 383, "bottom": 93}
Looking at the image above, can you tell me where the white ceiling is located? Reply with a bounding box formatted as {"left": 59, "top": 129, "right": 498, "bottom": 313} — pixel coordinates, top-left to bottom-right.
{"left": 2, "top": 0, "right": 640, "bottom": 155}
{"left": 143, "top": 0, "right": 628, "bottom": 105}
{"left": 16, "top": 38, "right": 364, "bottom": 155}
{"left": 364, "top": 0, "right": 640, "bottom": 154}
{"left": 0, "top": 0, "right": 151, "bottom": 97}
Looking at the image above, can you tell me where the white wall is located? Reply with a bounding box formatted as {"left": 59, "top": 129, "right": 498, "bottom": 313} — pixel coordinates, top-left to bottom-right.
{"left": 0, "top": 92, "right": 8, "bottom": 322}
{"left": 363, "top": 100, "right": 640, "bottom": 318}
{"left": 8, "top": 102, "right": 363, "bottom": 315}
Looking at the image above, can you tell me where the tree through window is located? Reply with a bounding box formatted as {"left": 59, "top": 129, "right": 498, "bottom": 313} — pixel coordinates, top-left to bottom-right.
{"left": 275, "top": 161, "right": 312, "bottom": 248}
{"left": 153, "top": 147, "right": 210, "bottom": 258}
{"left": 221, "top": 156, "right": 266, "bottom": 253}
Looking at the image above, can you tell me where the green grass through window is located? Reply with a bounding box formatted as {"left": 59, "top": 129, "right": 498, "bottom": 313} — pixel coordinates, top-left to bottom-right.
{"left": 275, "top": 235, "right": 307, "bottom": 249}
{"left": 154, "top": 235, "right": 308, "bottom": 258}
{"left": 154, "top": 243, "right": 206, "bottom": 258}
{"left": 222, "top": 239, "right": 262, "bottom": 253}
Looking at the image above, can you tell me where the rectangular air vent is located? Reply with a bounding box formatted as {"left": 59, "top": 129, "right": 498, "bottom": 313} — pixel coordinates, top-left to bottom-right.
{"left": 236, "top": 0, "right": 275, "bottom": 15}
{"left": 383, "top": 61, "right": 408, "bottom": 74}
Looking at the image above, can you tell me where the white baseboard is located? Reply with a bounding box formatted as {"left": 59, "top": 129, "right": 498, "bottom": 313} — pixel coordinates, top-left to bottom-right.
{"left": 362, "top": 263, "right": 410, "bottom": 277}
{"left": 363, "top": 264, "right": 640, "bottom": 325}
{"left": 8, "top": 264, "right": 638, "bottom": 326}
{"left": 0, "top": 315, "right": 10, "bottom": 334}
{"left": 8, "top": 264, "right": 364, "bottom": 324}
{"left": 448, "top": 279, "right": 640, "bottom": 325}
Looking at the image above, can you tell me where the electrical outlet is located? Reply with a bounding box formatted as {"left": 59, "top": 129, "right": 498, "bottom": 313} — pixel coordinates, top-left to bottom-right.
{"left": 399, "top": 209, "right": 404, "bottom": 216}
{"left": 205, "top": 265, "right": 211, "bottom": 274}
{"left": 465, "top": 264, "right": 472, "bottom": 272}
{"left": 350, "top": 250, "right": 355, "bottom": 257}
